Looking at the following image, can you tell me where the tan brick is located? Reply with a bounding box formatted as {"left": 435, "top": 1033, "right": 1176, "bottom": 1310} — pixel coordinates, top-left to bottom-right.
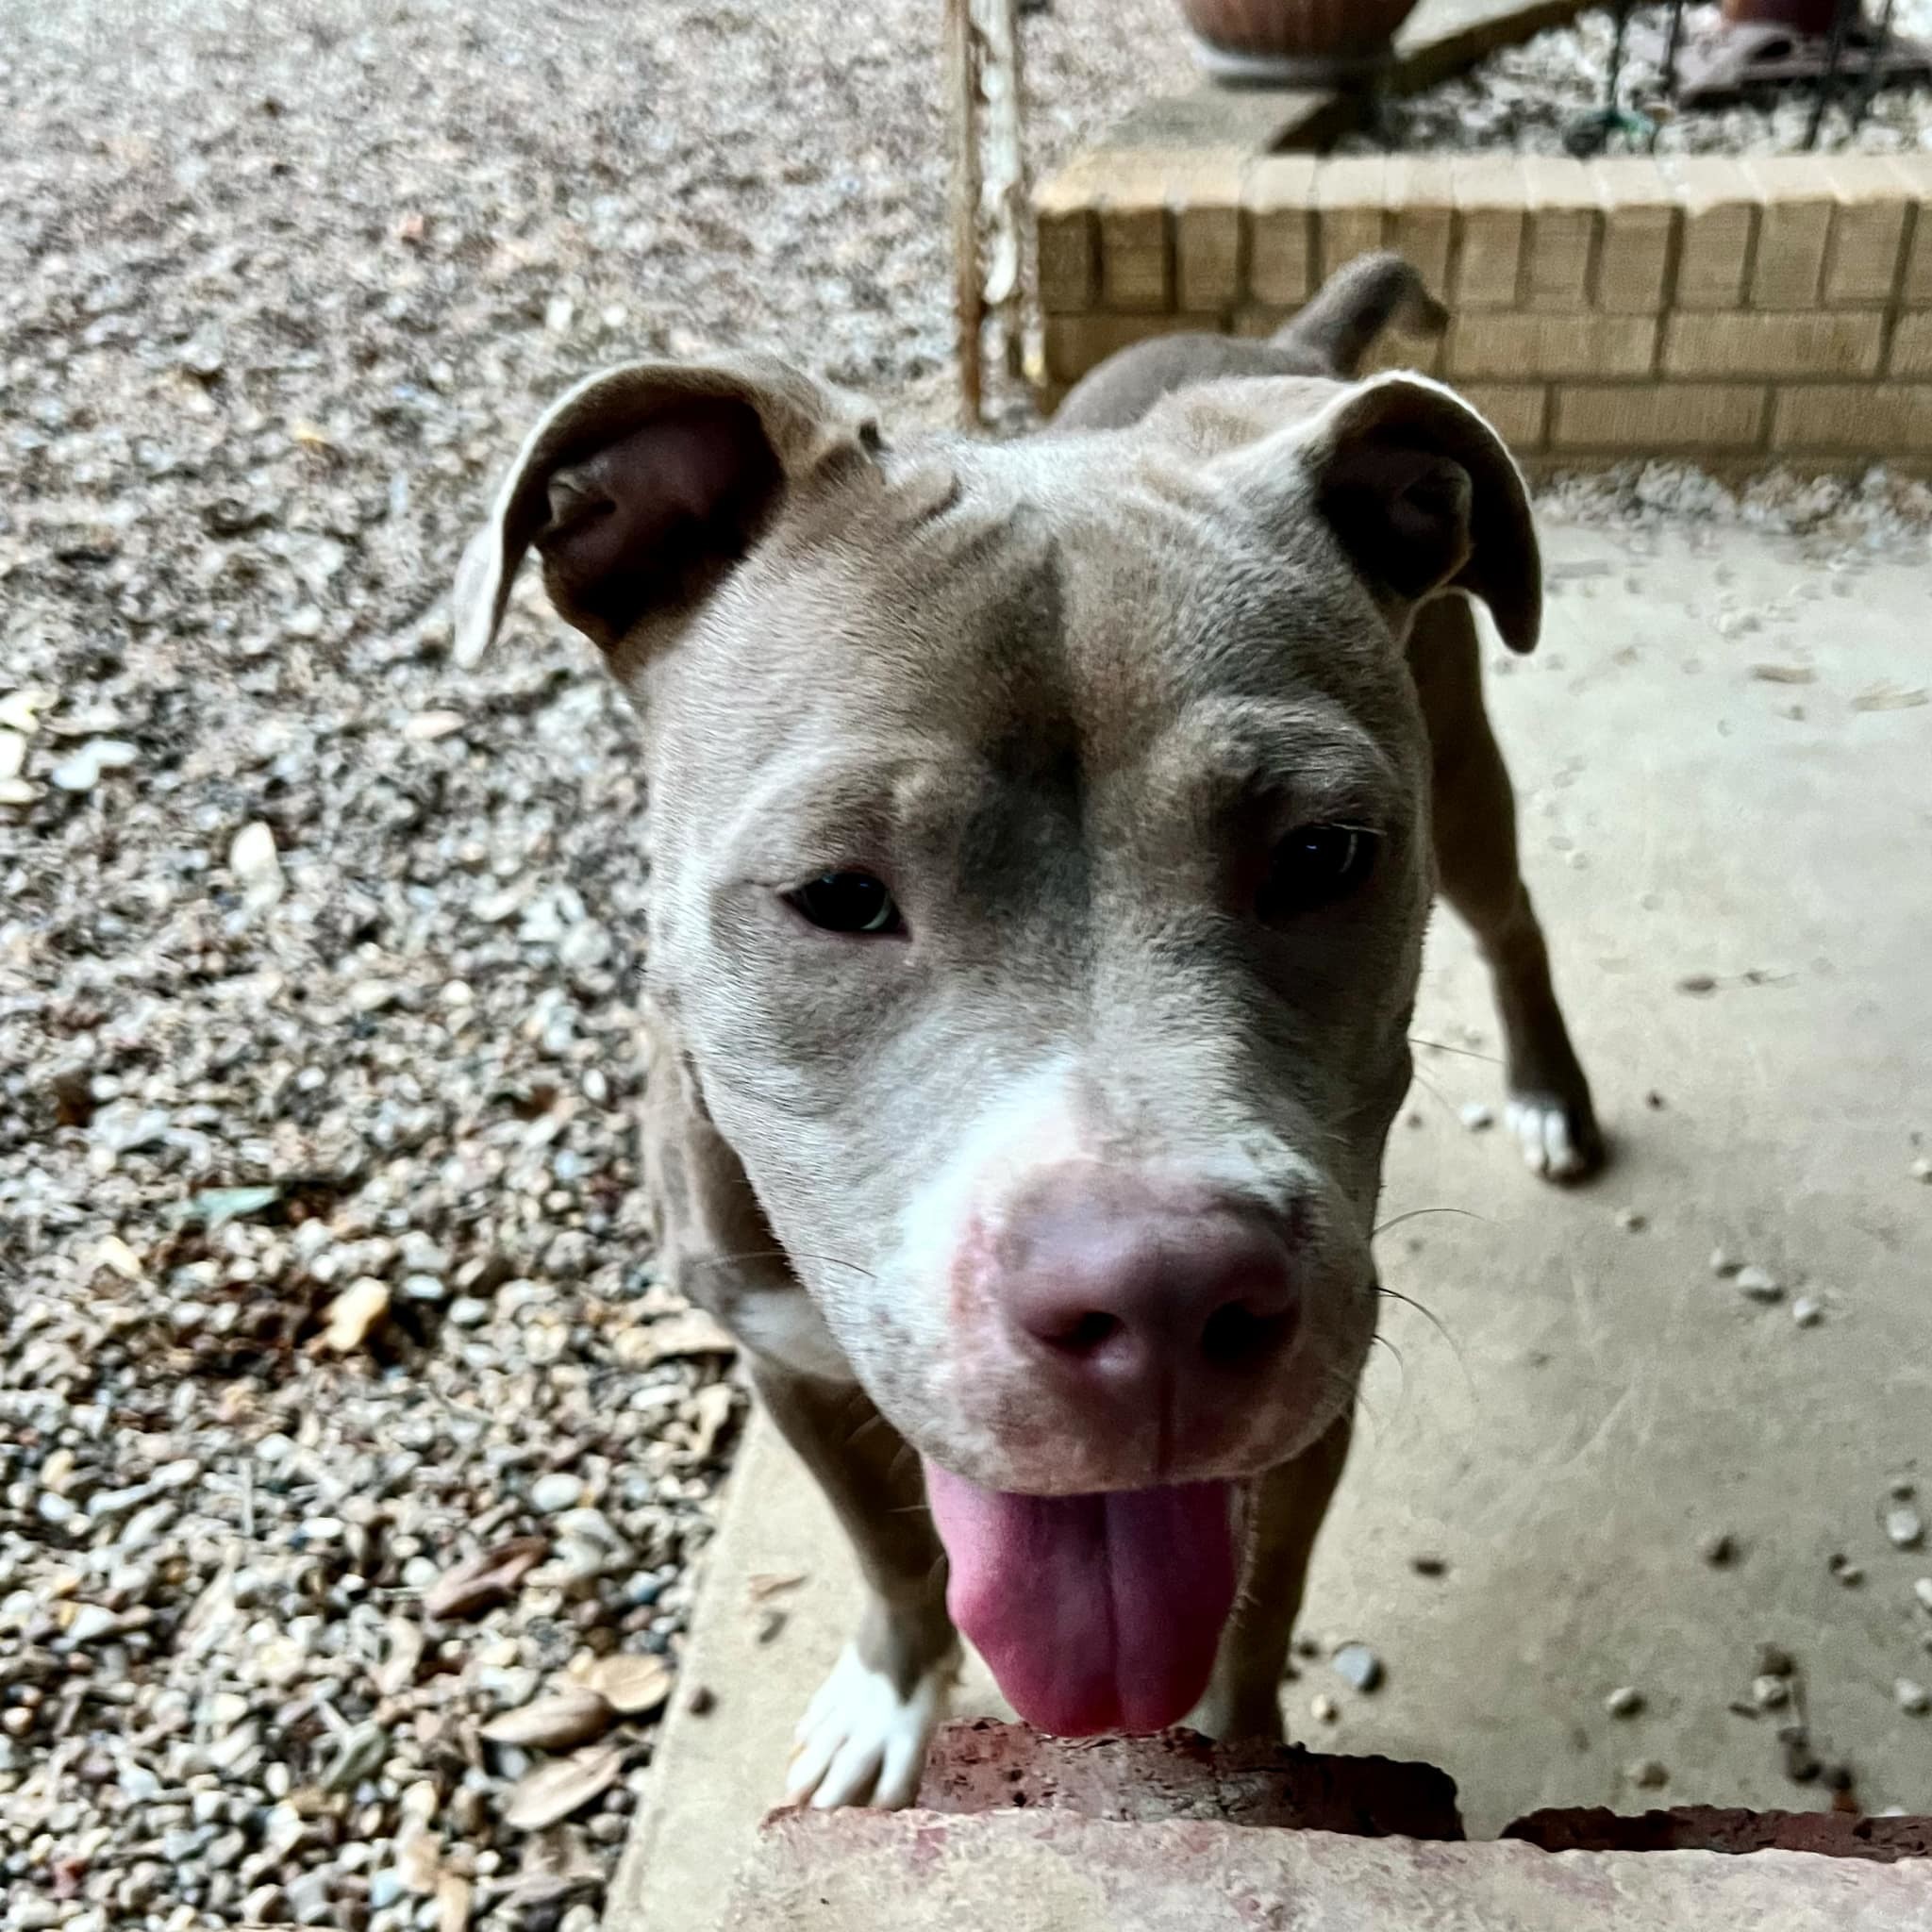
{"left": 1098, "top": 160, "right": 1174, "bottom": 312}
{"left": 1044, "top": 311, "right": 1219, "bottom": 383}
{"left": 1359, "top": 329, "right": 1445, "bottom": 378}
{"left": 1662, "top": 311, "right": 1884, "bottom": 379}
{"left": 1772, "top": 383, "right": 1932, "bottom": 454}
{"left": 1458, "top": 383, "right": 1549, "bottom": 451}
{"left": 1666, "top": 158, "right": 1757, "bottom": 309}
{"left": 1552, "top": 384, "right": 1767, "bottom": 451}
{"left": 1168, "top": 153, "right": 1246, "bottom": 315}
{"left": 1385, "top": 157, "right": 1455, "bottom": 301}
{"left": 1034, "top": 164, "right": 1101, "bottom": 314}
{"left": 1743, "top": 158, "right": 1832, "bottom": 308}
{"left": 1890, "top": 312, "right": 1932, "bottom": 378}
{"left": 1824, "top": 158, "right": 1909, "bottom": 307}
{"left": 1448, "top": 312, "right": 1657, "bottom": 380}
{"left": 1244, "top": 156, "right": 1317, "bottom": 307}
{"left": 1907, "top": 211, "right": 1932, "bottom": 306}
{"left": 1590, "top": 159, "right": 1676, "bottom": 314}
{"left": 1315, "top": 157, "right": 1390, "bottom": 280}
{"left": 1522, "top": 158, "right": 1600, "bottom": 311}
{"left": 1451, "top": 156, "right": 1527, "bottom": 309}
{"left": 1890, "top": 154, "right": 1932, "bottom": 304}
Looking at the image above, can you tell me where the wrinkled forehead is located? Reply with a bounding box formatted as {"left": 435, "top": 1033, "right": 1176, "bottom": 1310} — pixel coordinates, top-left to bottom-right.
{"left": 708, "top": 431, "right": 1419, "bottom": 783}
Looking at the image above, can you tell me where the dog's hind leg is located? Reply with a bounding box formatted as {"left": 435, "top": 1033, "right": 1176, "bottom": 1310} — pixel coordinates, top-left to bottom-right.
{"left": 1407, "top": 593, "right": 1606, "bottom": 1181}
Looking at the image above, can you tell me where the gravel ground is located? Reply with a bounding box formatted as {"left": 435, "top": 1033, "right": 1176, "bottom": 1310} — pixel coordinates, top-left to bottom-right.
{"left": 1348, "top": 2, "right": 1932, "bottom": 156}
{"left": 0, "top": 3, "right": 1183, "bottom": 1929}
{"left": 4, "top": 4, "right": 1930, "bottom": 1930}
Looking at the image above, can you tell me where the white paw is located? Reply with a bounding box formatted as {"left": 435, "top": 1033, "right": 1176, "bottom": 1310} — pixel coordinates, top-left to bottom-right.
{"left": 785, "top": 1643, "right": 952, "bottom": 1810}
{"left": 1506, "top": 1096, "right": 1591, "bottom": 1181}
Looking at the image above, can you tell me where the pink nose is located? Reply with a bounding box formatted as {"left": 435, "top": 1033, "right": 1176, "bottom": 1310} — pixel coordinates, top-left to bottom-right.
{"left": 996, "top": 1173, "right": 1302, "bottom": 1417}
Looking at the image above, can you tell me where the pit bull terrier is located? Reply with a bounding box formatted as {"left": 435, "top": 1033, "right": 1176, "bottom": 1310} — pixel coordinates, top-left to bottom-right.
{"left": 451, "top": 249, "right": 1603, "bottom": 1810}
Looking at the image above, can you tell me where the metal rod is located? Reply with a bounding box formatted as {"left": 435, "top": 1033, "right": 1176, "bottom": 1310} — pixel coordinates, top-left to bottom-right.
{"left": 1605, "top": 0, "right": 1632, "bottom": 111}
{"left": 1806, "top": 0, "right": 1861, "bottom": 150}
{"left": 1660, "top": 0, "right": 1688, "bottom": 106}
{"left": 1850, "top": 0, "right": 1899, "bottom": 134}
{"left": 945, "top": 0, "right": 984, "bottom": 426}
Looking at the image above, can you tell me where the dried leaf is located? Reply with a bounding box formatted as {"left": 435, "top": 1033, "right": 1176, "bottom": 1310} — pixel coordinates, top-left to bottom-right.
{"left": 1749, "top": 663, "right": 1815, "bottom": 685}
{"left": 169, "top": 1184, "right": 284, "bottom": 1228}
{"left": 581, "top": 1652, "right": 673, "bottom": 1717}
{"left": 1851, "top": 686, "right": 1928, "bottom": 712}
{"left": 613, "top": 1307, "right": 738, "bottom": 1368}
{"left": 746, "top": 1571, "right": 807, "bottom": 1603}
{"left": 435, "top": 1874, "right": 473, "bottom": 1932}
{"left": 423, "top": 1536, "right": 549, "bottom": 1621}
{"left": 687, "top": 1380, "right": 737, "bottom": 1460}
{"left": 323, "top": 1275, "right": 391, "bottom": 1352}
{"left": 501, "top": 1742, "right": 624, "bottom": 1831}
{"left": 375, "top": 1615, "right": 426, "bottom": 1697}
{"left": 95, "top": 1235, "right": 145, "bottom": 1282}
{"left": 393, "top": 1819, "right": 443, "bottom": 1895}
{"left": 478, "top": 1687, "right": 613, "bottom": 1750}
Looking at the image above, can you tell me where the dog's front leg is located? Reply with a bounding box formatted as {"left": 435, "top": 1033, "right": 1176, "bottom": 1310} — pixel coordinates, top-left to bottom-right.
{"left": 1187, "top": 1412, "right": 1354, "bottom": 1742}
{"left": 755, "top": 1364, "right": 960, "bottom": 1808}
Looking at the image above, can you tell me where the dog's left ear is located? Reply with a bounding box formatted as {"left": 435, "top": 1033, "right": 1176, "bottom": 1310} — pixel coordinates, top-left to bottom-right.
{"left": 451, "top": 352, "right": 878, "bottom": 670}
{"left": 1297, "top": 374, "right": 1541, "bottom": 654}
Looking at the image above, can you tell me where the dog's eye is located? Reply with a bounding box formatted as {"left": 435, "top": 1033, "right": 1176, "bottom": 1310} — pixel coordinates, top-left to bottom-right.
{"left": 1257, "top": 824, "right": 1378, "bottom": 921}
{"left": 788, "top": 871, "right": 903, "bottom": 936}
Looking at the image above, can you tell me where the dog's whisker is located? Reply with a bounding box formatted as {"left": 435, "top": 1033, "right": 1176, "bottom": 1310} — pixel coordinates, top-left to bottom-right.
{"left": 1408, "top": 1033, "right": 1502, "bottom": 1065}
{"left": 1404, "top": 1062, "right": 1459, "bottom": 1119}
{"left": 1374, "top": 1285, "right": 1478, "bottom": 1402}
{"left": 684, "top": 1247, "right": 879, "bottom": 1282}
{"left": 1374, "top": 1281, "right": 1460, "bottom": 1348}
{"left": 1373, "top": 1205, "right": 1490, "bottom": 1239}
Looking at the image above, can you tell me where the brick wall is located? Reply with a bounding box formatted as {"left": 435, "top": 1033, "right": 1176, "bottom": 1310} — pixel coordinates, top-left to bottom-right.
{"left": 1032, "top": 150, "right": 1932, "bottom": 472}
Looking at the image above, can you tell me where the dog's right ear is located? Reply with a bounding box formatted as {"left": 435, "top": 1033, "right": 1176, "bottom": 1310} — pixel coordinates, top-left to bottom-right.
{"left": 452, "top": 354, "right": 879, "bottom": 670}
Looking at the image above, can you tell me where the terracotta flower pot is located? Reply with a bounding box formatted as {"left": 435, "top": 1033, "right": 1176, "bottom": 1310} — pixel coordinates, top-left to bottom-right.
{"left": 1179, "top": 0, "right": 1424, "bottom": 84}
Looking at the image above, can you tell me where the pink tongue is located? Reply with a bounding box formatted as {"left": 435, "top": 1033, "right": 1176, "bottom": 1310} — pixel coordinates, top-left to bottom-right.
{"left": 924, "top": 1461, "right": 1236, "bottom": 1737}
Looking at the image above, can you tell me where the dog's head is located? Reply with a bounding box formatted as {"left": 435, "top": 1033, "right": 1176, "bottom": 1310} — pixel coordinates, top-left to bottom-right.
{"left": 458, "top": 353, "right": 1538, "bottom": 1728}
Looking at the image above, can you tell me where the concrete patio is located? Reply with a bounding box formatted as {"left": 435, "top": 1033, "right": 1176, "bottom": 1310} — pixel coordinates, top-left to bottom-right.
{"left": 608, "top": 516, "right": 1932, "bottom": 1929}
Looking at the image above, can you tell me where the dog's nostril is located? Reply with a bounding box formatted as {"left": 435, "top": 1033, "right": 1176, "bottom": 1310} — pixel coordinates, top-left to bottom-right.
{"left": 1200, "top": 1301, "right": 1295, "bottom": 1371}
{"left": 1056, "top": 1310, "right": 1124, "bottom": 1356}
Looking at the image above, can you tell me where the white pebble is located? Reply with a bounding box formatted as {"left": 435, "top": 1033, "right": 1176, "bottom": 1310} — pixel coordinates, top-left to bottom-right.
{"left": 1913, "top": 1578, "right": 1932, "bottom": 1614}
{"left": 1790, "top": 1295, "right": 1823, "bottom": 1327}
{"left": 228, "top": 820, "right": 284, "bottom": 908}
{"left": 1458, "top": 1102, "right": 1493, "bottom": 1132}
{"left": 49, "top": 738, "right": 137, "bottom": 792}
{"left": 1708, "top": 1248, "right": 1743, "bottom": 1278}
{"left": 1330, "top": 1642, "right": 1383, "bottom": 1691}
{"left": 1309, "top": 1692, "right": 1339, "bottom": 1724}
{"left": 1886, "top": 1507, "right": 1924, "bottom": 1551}
{"left": 1898, "top": 1679, "right": 1931, "bottom": 1716}
{"left": 1735, "top": 1265, "right": 1782, "bottom": 1303}
{"left": 531, "top": 1472, "right": 585, "bottom": 1514}
{"left": 1604, "top": 1686, "right": 1642, "bottom": 1717}
{"left": 1750, "top": 1674, "right": 1790, "bottom": 1710}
